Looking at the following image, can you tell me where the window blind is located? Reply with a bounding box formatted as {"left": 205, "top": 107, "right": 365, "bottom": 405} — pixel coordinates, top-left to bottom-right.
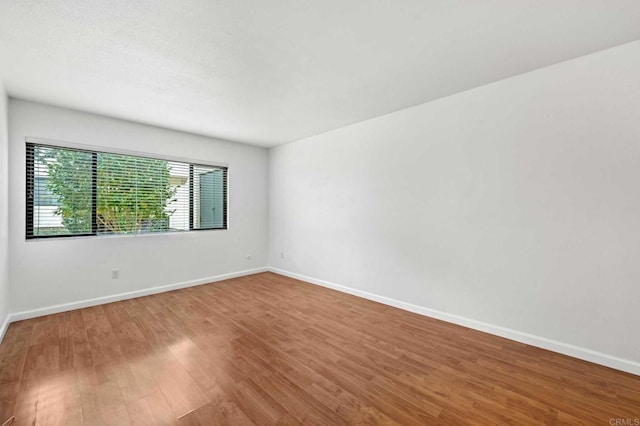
{"left": 26, "top": 142, "right": 228, "bottom": 239}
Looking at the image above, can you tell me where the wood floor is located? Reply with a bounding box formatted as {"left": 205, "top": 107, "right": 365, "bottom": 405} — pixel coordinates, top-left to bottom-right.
{"left": 0, "top": 272, "right": 639, "bottom": 425}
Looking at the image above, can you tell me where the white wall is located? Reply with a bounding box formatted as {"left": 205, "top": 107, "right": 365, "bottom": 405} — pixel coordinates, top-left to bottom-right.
{"left": 0, "top": 81, "right": 9, "bottom": 334}
{"left": 269, "top": 41, "right": 640, "bottom": 366}
{"left": 9, "top": 99, "right": 268, "bottom": 314}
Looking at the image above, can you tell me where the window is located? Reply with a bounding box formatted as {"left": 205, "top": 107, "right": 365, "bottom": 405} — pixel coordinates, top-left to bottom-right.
{"left": 26, "top": 142, "right": 228, "bottom": 239}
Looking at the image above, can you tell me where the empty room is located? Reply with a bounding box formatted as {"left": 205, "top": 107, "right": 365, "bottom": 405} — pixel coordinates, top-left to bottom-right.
{"left": 1, "top": 1, "right": 640, "bottom": 425}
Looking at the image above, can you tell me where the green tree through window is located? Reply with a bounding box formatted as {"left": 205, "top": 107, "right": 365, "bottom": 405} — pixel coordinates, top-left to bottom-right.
{"left": 36, "top": 147, "right": 93, "bottom": 234}
{"left": 97, "top": 153, "right": 176, "bottom": 234}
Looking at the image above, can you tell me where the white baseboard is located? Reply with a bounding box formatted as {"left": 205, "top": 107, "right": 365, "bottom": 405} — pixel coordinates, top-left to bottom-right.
{"left": 268, "top": 267, "right": 640, "bottom": 377}
{"left": 0, "top": 313, "right": 9, "bottom": 343}
{"left": 6, "top": 267, "right": 268, "bottom": 324}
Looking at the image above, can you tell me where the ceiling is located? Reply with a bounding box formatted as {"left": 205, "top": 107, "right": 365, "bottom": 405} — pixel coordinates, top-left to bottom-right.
{"left": 1, "top": 1, "right": 640, "bottom": 147}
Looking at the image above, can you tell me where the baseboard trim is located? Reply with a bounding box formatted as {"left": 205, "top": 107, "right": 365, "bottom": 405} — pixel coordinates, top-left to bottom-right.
{"left": 268, "top": 267, "right": 640, "bottom": 377}
{"left": 0, "top": 314, "right": 9, "bottom": 343}
{"left": 7, "top": 267, "right": 268, "bottom": 324}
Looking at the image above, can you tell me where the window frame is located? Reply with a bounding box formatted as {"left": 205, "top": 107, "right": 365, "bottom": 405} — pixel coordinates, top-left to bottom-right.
{"left": 25, "top": 137, "right": 229, "bottom": 240}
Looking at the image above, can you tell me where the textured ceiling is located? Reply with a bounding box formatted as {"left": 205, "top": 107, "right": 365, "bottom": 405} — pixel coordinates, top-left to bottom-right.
{"left": 1, "top": 1, "right": 640, "bottom": 147}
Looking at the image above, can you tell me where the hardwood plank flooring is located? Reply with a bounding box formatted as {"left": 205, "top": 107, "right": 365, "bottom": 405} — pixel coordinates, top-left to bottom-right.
{"left": 0, "top": 272, "right": 639, "bottom": 425}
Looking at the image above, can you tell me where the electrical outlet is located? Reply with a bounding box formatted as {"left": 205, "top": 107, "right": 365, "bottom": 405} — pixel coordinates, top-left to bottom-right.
{"left": 246, "top": 254, "right": 252, "bottom": 260}
{"left": 111, "top": 269, "right": 120, "bottom": 279}
{"left": 281, "top": 252, "right": 284, "bottom": 259}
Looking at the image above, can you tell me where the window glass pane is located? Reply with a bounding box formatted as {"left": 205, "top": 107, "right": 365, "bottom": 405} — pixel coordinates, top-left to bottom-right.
{"left": 31, "top": 145, "right": 93, "bottom": 237}
{"left": 167, "top": 161, "right": 190, "bottom": 231}
{"left": 97, "top": 153, "right": 179, "bottom": 234}
{"left": 195, "top": 165, "right": 226, "bottom": 229}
